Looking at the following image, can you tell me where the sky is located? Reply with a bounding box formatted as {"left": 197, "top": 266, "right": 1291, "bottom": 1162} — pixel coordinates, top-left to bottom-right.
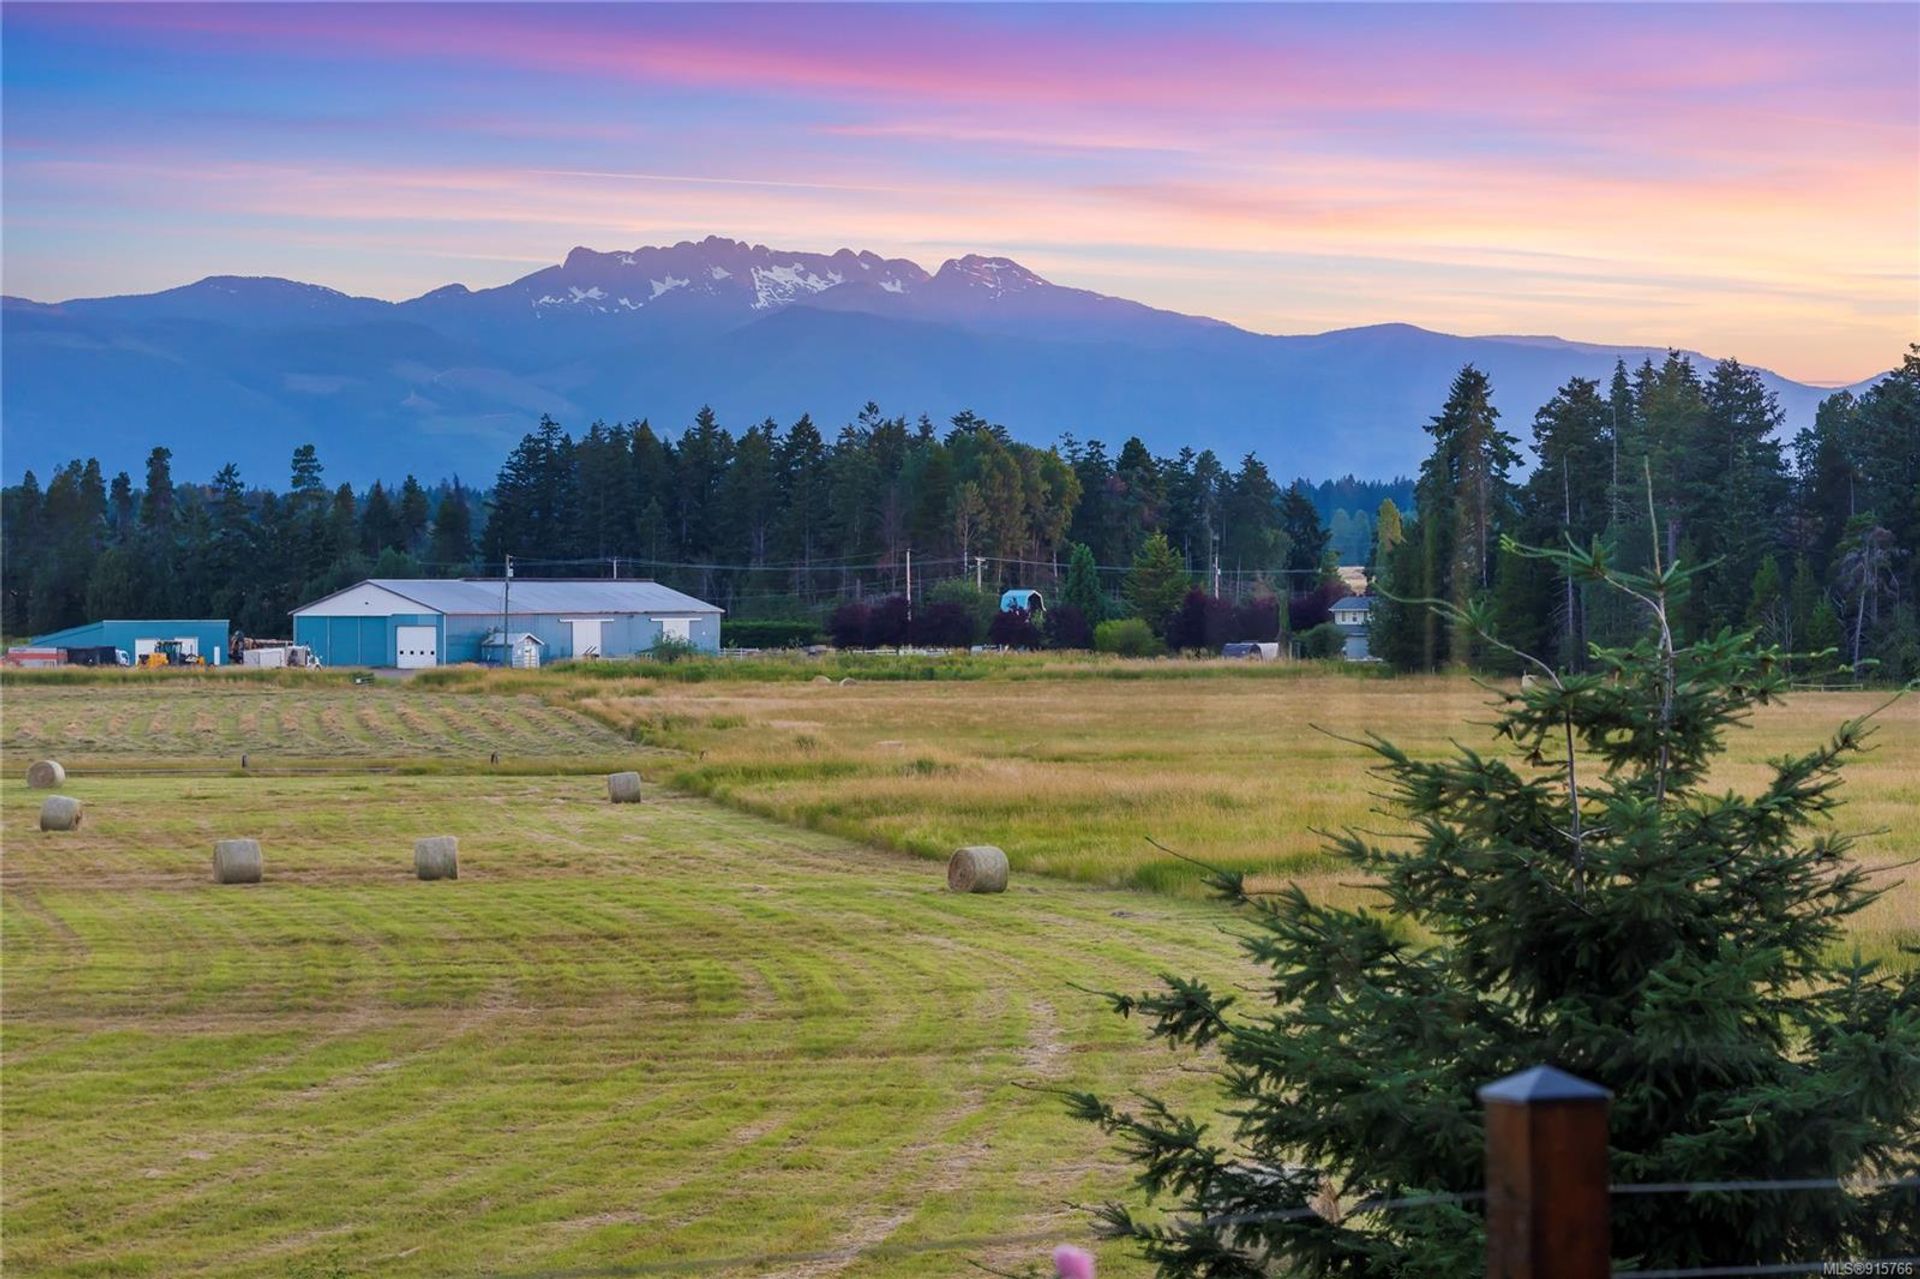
{"left": 3, "top": 2, "right": 1915, "bottom": 383}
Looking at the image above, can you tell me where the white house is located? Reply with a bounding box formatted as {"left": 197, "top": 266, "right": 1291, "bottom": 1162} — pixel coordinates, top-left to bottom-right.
{"left": 1330, "top": 595, "right": 1375, "bottom": 661}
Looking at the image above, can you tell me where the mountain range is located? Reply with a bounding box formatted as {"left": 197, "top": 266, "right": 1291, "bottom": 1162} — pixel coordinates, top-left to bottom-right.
{"left": 0, "top": 235, "right": 1881, "bottom": 485}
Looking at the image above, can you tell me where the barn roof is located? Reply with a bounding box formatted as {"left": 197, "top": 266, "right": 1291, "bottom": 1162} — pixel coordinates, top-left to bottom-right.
{"left": 297, "top": 578, "right": 721, "bottom": 617}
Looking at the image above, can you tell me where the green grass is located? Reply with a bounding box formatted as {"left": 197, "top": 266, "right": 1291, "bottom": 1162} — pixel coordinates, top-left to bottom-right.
{"left": 6, "top": 663, "right": 1913, "bottom": 1275}
{"left": 2, "top": 694, "right": 1251, "bottom": 1277}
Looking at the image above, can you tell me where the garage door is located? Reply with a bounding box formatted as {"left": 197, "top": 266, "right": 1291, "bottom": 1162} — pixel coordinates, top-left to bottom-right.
{"left": 395, "top": 625, "right": 439, "bottom": 669}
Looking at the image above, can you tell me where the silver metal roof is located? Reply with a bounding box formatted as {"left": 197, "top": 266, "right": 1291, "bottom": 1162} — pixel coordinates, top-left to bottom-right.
{"left": 306, "top": 578, "right": 722, "bottom": 616}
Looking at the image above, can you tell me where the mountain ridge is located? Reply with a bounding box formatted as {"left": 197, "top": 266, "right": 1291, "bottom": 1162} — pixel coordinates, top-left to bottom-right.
{"left": 1, "top": 236, "right": 1886, "bottom": 484}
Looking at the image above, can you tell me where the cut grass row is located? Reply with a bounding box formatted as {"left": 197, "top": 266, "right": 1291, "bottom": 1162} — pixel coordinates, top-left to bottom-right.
{"left": 2, "top": 684, "right": 636, "bottom": 769}
{"left": 2, "top": 770, "right": 1248, "bottom": 1278}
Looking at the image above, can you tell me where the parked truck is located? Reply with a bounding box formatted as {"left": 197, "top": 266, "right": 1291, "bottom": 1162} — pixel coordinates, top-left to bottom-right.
{"left": 66, "top": 645, "right": 133, "bottom": 667}
{"left": 2, "top": 645, "right": 132, "bottom": 667}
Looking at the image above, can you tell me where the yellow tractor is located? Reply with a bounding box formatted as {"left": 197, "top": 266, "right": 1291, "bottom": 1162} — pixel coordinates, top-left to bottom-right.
{"left": 139, "top": 640, "right": 205, "bottom": 668}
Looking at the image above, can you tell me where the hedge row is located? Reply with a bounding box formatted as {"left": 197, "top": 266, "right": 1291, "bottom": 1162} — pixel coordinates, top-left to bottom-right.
{"left": 720, "top": 619, "right": 823, "bottom": 649}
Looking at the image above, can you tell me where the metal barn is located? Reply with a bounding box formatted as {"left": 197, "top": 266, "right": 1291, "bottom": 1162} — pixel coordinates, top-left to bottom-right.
{"left": 32, "top": 619, "right": 232, "bottom": 665}
{"left": 290, "top": 579, "right": 723, "bottom": 669}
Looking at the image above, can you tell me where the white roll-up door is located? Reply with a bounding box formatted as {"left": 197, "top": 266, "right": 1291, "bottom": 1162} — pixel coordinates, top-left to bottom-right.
{"left": 395, "top": 625, "right": 439, "bottom": 668}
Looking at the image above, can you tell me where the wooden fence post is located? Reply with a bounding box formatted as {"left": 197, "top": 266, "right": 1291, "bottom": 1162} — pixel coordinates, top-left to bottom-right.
{"left": 1478, "top": 1064, "right": 1611, "bottom": 1279}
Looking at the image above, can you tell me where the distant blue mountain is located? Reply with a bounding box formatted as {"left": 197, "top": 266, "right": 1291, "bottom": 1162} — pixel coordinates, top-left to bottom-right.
{"left": 0, "top": 236, "right": 1881, "bottom": 484}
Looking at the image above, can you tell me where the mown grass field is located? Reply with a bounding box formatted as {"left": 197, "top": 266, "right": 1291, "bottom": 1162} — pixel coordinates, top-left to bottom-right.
{"left": 5, "top": 659, "right": 1914, "bottom": 1276}
{"left": 2, "top": 678, "right": 1249, "bottom": 1278}
{"left": 0, "top": 680, "right": 639, "bottom": 772}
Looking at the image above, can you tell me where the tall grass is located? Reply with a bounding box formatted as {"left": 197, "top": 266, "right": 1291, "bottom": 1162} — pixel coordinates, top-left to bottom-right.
{"left": 418, "top": 649, "right": 1393, "bottom": 690}
{"left": 577, "top": 670, "right": 1920, "bottom": 962}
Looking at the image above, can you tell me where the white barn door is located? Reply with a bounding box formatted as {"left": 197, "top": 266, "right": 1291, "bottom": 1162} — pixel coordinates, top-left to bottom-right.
{"left": 395, "top": 625, "right": 438, "bottom": 668}
{"left": 566, "top": 618, "right": 605, "bottom": 659}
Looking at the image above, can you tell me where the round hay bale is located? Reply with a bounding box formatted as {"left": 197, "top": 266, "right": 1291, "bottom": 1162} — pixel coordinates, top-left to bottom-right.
{"left": 39, "top": 795, "right": 83, "bottom": 832}
{"left": 212, "top": 838, "right": 263, "bottom": 884}
{"left": 947, "top": 845, "right": 1010, "bottom": 894}
{"left": 840, "top": 676, "right": 857, "bottom": 686}
{"left": 26, "top": 759, "right": 65, "bottom": 789}
{"left": 811, "top": 674, "right": 833, "bottom": 685}
{"left": 607, "top": 771, "right": 644, "bottom": 804}
{"left": 414, "top": 835, "right": 459, "bottom": 881}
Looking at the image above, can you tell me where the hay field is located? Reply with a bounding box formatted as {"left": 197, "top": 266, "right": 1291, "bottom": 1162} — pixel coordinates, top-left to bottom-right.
{"left": 576, "top": 670, "right": 1919, "bottom": 959}
{"left": 5, "top": 666, "right": 1912, "bottom": 1275}
{"left": 1, "top": 680, "right": 635, "bottom": 770}
{"left": 1, "top": 682, "right": 1249, "bottom": 1278}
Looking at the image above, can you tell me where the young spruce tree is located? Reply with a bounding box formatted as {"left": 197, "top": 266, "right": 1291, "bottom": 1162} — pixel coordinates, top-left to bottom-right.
{"left": 1072, "top": 508, "right": 1918, "bottom": 1276}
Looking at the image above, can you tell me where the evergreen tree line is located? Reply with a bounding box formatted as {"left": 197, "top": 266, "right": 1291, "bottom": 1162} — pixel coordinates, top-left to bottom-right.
{"left": 1370, "top": 347, "right": 1920, "bottom": 681}
{"left": 1, "top": 444, "right": 477, "bottom": 639}
{"left": 0, "top": 401, "right": 1384, "bottom": 641}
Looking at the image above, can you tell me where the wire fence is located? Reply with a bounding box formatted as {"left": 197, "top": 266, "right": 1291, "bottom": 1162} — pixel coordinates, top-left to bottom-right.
{"left": 481, "top": 1175, "right": 1920, "bottom": 1279}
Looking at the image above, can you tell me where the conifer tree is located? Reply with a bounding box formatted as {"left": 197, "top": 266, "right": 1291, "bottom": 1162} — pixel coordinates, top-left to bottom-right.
{"left": 201, "top": 463, "right": 255, "bottom": 621}
{"left": 427, "top": 486, "right": 474, "bottom": 575}
{"left": 1279, "top": 483, "right": 1329, "bottom": 578}
{"left": 1745, "top": 553, "right": 1787, "bottom": 646}
{"left": 360, "top": 480, "right": 401, "bottom": 555}
{"left": 1376, "top": 365, "right": 1518, "bottom": 669}
{"left": 108, "top": 471, "right": 135, "bottom": 543}
{"left": 722, "top": 418, "right": 780, "bottom": 569}
{"left": 1498, "top": 375, "right": 1613, "bottom": 669}
{"left": 776, "top": 413, "right": 829, "bottom": 584}
{"left": 397, "top": 475, "right": 431, "bottom": 551}
{"left": 1061, "top": 541, "right": 1105, "bottom": 623}
{"left": 1125, "top": 531, "right": 1189, "bottom": 635}
{"left": 1073, "top": 516, "right": 1919, "bottom": 1276}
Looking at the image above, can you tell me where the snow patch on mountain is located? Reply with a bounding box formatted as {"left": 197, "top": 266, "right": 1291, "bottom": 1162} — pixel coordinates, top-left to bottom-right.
{"left": 751, "top": 262, "right": 844, "bottom": 310}
{"left": 650, "top": 275, "right": 689, "bottom": 300}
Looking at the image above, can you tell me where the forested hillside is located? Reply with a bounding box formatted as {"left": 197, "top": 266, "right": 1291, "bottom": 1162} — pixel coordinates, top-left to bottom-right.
{"left": 3, "top": 347, "right": 1914, "bottom": 679}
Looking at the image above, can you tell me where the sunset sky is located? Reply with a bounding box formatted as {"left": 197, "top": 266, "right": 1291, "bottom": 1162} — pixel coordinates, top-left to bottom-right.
{"left": 3, "top": 2, "right": 1914, "bottom": 383}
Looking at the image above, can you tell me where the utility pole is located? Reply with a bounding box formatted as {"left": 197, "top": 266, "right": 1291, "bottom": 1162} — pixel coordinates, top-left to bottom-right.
{"left": 975, "top": 555, "right": 985, "bottom": 591}
{"left": 1213, "top": 551, "right": 1222, "bottom": 599}
{"left": 611, "top": 556, "right": 619, "bottom": 580}
{"left": 905, "top": 548, "right": 913, "bottom": 634}
{"left": 500, "top": 553, "right": 513, "bottom": 667}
